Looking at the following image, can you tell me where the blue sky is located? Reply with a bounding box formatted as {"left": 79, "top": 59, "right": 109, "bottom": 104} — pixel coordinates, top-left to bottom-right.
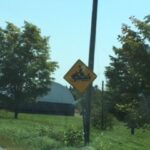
{"left": 1, "top": 0, "right": 150, "bottom": 88}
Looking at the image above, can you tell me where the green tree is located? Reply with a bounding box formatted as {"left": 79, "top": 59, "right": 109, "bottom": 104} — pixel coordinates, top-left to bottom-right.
{"left": 0, "top": 22, "right": 58, "bottom": 119}
{"left": 105, "top": 16, "right": 150, "bottom": 134}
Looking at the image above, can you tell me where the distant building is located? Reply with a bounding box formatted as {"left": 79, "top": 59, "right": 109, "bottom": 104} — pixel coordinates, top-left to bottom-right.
{"left": 1, "top": 82, "right": 75, "bottom": 116}
{"left": 36, "top": 82, "right": 75, "bottom": 115}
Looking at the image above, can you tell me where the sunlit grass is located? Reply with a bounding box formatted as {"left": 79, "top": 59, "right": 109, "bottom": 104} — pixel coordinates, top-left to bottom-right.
{"left": 0, "top": 110, "right": 149, "bottom": 150}
{"left": 91, "top": 122, "right": 150, "bottom": 150}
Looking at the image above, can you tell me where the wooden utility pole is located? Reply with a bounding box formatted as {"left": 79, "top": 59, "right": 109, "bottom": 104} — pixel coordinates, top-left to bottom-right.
{"left": 83, "top": 0, "right": 98, "bottom": 145}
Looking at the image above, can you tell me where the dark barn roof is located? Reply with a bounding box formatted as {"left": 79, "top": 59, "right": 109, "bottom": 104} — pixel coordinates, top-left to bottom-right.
{"left": 37, "top": 82, "right": 75, "bottom": 105}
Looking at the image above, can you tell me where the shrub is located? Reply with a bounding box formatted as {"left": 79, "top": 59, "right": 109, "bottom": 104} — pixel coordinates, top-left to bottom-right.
{"left": 63, "top": 126, "right": 83, "bottom": 146}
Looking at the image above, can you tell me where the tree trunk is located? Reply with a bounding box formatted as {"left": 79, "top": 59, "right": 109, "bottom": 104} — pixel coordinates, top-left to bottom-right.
{"left": 131, "top": 127, "right": 135, "bottom": 135}
{"left": 14, "top": 110, "right": 19, "bottom": 119}
{"left": 14, "top": 98, "right": 19, "bottom": 119}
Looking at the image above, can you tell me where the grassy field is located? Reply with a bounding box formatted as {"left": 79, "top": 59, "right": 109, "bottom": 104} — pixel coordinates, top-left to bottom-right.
{"left": 0, "top": 110, "right": 149, "bottom": 150}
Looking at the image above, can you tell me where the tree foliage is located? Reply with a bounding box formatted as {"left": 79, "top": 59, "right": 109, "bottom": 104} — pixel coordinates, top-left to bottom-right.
{"left": 105, "top": 16, "right": 150, "bottom": 130}
{"left": 0, "top": 21, "right": 58, "bottom": 118}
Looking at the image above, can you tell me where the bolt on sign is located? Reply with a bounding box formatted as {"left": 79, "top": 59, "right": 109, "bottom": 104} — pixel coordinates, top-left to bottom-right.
{"left": 64, "top": 59, "right": 97, "bottom": 93}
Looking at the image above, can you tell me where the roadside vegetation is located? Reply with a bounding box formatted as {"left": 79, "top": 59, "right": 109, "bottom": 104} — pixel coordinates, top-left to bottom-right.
{"left": 0, "top": 110, "right": 149, "bottom": 150}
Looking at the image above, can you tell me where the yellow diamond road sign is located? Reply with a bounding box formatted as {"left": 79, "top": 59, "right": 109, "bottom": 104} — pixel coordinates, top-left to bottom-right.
{"left": 64, "top": 59, "right": 97, "bottom": 93}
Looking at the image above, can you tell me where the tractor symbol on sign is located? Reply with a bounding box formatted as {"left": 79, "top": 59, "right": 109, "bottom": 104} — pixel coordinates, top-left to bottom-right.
{"left": 71, "top": 65, "right": 91, "bottom": 82}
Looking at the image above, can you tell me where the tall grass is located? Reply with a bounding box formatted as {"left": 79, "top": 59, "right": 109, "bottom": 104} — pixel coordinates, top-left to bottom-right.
{"left": 0, "top": 110, "right": 83, "bottom": 150}
{"left": 0, "top": 110, "right": 149, "bottom": 150}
